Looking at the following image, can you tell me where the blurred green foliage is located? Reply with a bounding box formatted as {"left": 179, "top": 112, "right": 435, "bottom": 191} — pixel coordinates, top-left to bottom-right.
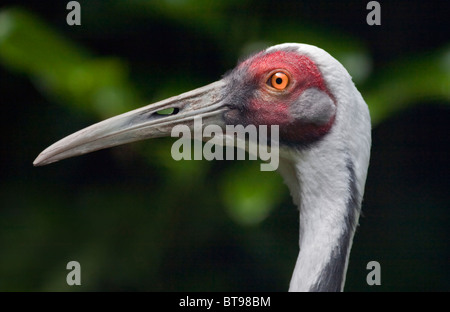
{"left": 0, "top": 1, "right": 448, "bottom": 291}
{"left": 0, "top": 8, "right": 140, "bottom": 118}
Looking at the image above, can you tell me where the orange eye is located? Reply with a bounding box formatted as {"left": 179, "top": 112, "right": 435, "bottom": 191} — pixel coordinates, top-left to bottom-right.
{"left": 270, "top": 72, "right": 289, "bottom": 90}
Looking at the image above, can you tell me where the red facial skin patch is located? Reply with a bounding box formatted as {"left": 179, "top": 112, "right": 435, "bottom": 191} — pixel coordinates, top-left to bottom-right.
{"left": 225, "top": 49, "right": 336, "bottom": 146}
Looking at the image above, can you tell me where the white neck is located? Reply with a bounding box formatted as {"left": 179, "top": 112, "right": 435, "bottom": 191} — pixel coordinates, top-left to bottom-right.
{"left": 278, "top": 144, "right": 361, "bottom": 292}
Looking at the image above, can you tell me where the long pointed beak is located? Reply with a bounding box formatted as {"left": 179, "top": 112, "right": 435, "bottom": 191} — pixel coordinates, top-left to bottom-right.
{"left": 33, "top": 80, "right": 227, "bottom": 166}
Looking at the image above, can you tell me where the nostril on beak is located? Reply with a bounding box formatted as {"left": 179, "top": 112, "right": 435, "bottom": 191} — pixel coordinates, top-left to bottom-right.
{"left": 153, "top": 107, "right": 180, "bottom": 116}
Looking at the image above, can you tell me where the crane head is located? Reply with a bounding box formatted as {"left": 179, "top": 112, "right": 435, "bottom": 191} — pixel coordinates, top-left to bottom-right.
{"left": 222, "top": 47, "right": 336, "bottom": 146}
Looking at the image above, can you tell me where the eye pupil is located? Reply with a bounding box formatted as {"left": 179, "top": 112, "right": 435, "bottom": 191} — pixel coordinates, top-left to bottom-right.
{"left": 269, "top": 71, "right": 289, "bottom": 90}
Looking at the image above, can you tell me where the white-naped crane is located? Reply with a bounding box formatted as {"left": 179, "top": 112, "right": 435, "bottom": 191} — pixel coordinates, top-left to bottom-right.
{"left": 34, "top": 43, "right": 371, "bottom": 292}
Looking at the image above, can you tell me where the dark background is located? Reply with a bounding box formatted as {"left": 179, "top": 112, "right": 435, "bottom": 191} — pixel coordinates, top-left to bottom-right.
{"left": 0, "top": 1, "right": 448, "bottom": 291}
